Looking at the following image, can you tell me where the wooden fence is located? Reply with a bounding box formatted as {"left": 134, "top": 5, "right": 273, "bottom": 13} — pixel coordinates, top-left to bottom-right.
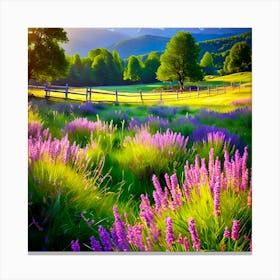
{"left": 28, "top": 83, "right": 243, "bottom": 104}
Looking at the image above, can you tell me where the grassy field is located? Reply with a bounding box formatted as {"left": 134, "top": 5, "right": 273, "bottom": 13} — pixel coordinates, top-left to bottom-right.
{"left": 28, "top": 93, "right": 252, "bottom": 252}
{"left": 28, "top": 72, "right": 252, "bottom": 112}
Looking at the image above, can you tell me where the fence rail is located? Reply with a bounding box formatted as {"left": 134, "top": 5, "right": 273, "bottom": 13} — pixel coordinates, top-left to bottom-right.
{"left": 28, "top": 82, "right": 244, "bottom": 104}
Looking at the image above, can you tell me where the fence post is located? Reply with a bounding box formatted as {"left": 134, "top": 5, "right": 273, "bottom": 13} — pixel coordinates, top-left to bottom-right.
{"left": 86, "top": 87, "right": 89, "bottom": 102}
{"left": 65, "top": 84, "right": 68, "bottom": 99}
{"left": 197, "top": 85, "right": 199, "bottom": 96}
{"left": 176, "top": 90, "right": 179, "bottom": 100}
{"left": 45, "top": 84, "right": 49, "bottom": 97}
{"left": 160, "top": 90, "right": 163, "bottom": 103}
{"left": 115, "top": 90, "right": 119, "bottom": 104}
{"left": 139, "top": 90, "right": 143, "bottom": 104}
{"left": 89, "top": 87, "right": 92, "bottom": 102}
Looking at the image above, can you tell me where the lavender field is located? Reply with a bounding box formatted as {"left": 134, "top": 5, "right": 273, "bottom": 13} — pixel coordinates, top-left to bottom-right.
{"left": 28, "top": 98, "right": 252, "bottom": 252}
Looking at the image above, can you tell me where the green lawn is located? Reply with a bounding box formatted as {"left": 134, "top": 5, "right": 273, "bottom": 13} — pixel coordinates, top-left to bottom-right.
{"left": 28, "top": 72, "right": 251, "bottom": 112}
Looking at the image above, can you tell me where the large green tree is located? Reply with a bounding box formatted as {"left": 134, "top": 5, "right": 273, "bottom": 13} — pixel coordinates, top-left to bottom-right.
{"left": 123, "top": 56, "right": 144, "bottom": 82}
{"left": 28, "top": 28, "right": 69, "bottom": 82}
{"left": 200, "top": 51, "right": 215, "bottom": 75}
{"left": 156, "top": 32, "right": 203, "bottom": 90}
{"left": 223, "top": 41, "right": 251, "bottom": 73}
{"left": 89, "top": 48, "right": 123, "bottom": 85}
{"left": 142, "top": 52, "right": 160, "bottom": 83}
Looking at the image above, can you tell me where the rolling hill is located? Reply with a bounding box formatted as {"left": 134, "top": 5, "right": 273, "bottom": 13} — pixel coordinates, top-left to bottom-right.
{"left": 198, "top": 31, "right": 252, "bottom": 69}
{"left": 61, "top": 28, "right": 251, "bottom": 58}
{"left": 108, "top": 35, "right": 170, "bottom": 58}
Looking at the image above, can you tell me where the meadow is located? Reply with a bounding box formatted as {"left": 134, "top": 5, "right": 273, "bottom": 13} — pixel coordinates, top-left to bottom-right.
{"left": 28, "top": 72, "right": 252, "bottom": 252}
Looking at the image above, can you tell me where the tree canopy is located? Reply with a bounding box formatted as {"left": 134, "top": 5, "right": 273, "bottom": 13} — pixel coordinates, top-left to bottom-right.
{"left": 200, "top": 51, "right": 215, "bottom": 75}
{"left": 223, "top": 41, "right": 252, "bottom": 73}
{"left": 28, "top": 28, "right": 69, "bottom": 82}
{"left": 142, "top": 52, "right": 160, "bottom": 83}
{"left": 156, "top": 32, "right": 203, "bottom": 90}
{"left": 123, "top": 56, "right": 144, "bottom": 82}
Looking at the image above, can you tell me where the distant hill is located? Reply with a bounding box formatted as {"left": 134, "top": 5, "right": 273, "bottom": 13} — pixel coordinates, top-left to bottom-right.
{"left": 198, "top": 31, "right": 252, "bottom": 70}
{"left": 119, "top": 31, "right": 252, "bottom": 71}
{"left": 61, "top": 28, "right": 130, "bottom": 57}
{"left": 61, "top": 28, "right": 251, "bottom": 58}
{"left": 108, "top": 35, "right": 170, "bottom": 58}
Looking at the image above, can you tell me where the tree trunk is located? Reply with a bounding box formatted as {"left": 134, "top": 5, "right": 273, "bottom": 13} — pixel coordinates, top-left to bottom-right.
{"left": 179, "top": 79, "right": 184, "bottom": 90}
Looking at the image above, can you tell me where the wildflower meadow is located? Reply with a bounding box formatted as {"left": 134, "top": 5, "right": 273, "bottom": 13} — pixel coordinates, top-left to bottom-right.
{"left": 28, "top": 92, "right": 252, "bottom": 252}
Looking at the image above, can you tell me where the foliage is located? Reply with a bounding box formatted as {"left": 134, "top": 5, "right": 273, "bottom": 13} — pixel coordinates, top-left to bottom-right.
{"left": 71, "top": 147, "right": 251, "bottom": 252}
{"left": 28, "top": 28, "right": 69, "bottom": 82}
{"left": 198, "top": 31, "right": 252, "bottom": 70}
{"left": 223, "top": 42, "right": 252, "bottom": 74}
{"left": 123, "top": 56, "right": 144, "bottom": 82}
{"left": 200, "top": 52, "right": 215, "bottom": 75}
{"left": 156, "top": 32, "right": 203, "bottom": 90}
{"left": 142, "top": 52, "right": 161, "bottom": 83}
{"left": 28, "top": 94, "right": 252, "bottom": 252}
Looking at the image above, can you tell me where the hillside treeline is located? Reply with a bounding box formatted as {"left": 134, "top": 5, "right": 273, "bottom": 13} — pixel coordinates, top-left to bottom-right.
{"left": 53, "top": 49, "right": 160, "bottom": 86}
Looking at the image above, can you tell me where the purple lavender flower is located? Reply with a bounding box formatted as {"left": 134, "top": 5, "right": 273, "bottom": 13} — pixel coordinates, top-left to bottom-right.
{"left": 231, "top": 220, "right": 240, "bottom": 241}
{"left": 240, "top": 168, "right": 249, "bottom": 191}
{"left": 165, "top": 217, "right": 175, "bottom": 246}
{"left": 169, "top": 173, "right": 182, "bottom": 210}
{"left": 128, "top": 117, "right": 142, "bottom": 130}
{"left": 63, "top": 118, "right": 108, "bottom": 134}
{"left": 197, "top": 108, "right": 251, "bottom": 122}
{"left": 148, "top": 106, "right": 177, "bottom": 118}
{"left": 28, "top": 134, "right": 88, "bottom": 166}
{"left": 127, "top": 223, "right": 145, "bottom": 251}
{"left": 90, "top": 236, "right": 102, "bottom": 251}
{"left": 170, "top": 173, "right": 178, "bottom": 189}
{"left": 149, "top": 222, "right": 161, "bottom": 242}
{"left": 145, "top": 115, "right": 169, "bottom": 129}
{"left": 183, "top": 237, "right": 190, "bottom": 251}
{"left": 140, "top": 194, "right": 154, "bottom": 226}
{"left": 128, "top": 129, "right": 188, "bottom": 154}
{"left": 152, "top": 174, "right": 164, "bottom": 198}
{"left": 208, "top": 148, "right": 214, "bottom": 177}
{"left": 191, "top": 125, "right": 244, "bottom": 151}
{"left": 188, "top": 218, "right": 201, "bottom": 251}
{"left": 223, "top": 226, "right": 231, "bottom": 238}
{"left": 71, "top": 240, "right": 80, "bottom": 251}
{"left": 98, "top": 225, "right": 112, "bottom": 251}
{"left": 28, "top": 121, "right": 42, "bottom": 139}
{"left": 164, "top": 173, "right": 172, "bottom": 190}
{"left": 177, "top": 233, "right": 183, "bottom": 245}
{"left": 213, "top": 177, "right": 221, "bottom": 216}
{"left": 79, "top": 102, "right": 99, "bottom": 115}
{"left": 153, "top": 191, "right": 162, "bottom": 213}
{"left": 146, "top": 237, "right": 154, "bottom": 251}
{"left": 112, "top": 205, "right": 130, "bottom": 251}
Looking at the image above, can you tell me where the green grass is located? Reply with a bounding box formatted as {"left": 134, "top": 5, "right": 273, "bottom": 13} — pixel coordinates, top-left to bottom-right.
{"left": 28, "top": 71, "right": 252, "bottom": 251}
{"left": 205, "top": 72, "right": 252, "bottom": 84}
{"left": 28, "top": 72, "right": 252, "bottom": 112}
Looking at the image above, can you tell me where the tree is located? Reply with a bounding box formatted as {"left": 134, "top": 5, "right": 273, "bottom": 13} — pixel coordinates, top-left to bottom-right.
{"left": 28, "top": 28, "right": 69, "bottom": 82}
{"left": 223, "top": 41, "right": 251, "bottom": 73}
{"left": 123, "top": 56, "right": 144, "bottom": 82}
{"left": 156, "top": 32, "right": 203, "bottom": 90}
{"left": 112, "top": 51, "right": 124, "bottom": 85}
{"left": 200, "top": 51, "right": 215, "bottom": 75}
{"left": 89, "top": 48, "right": 124, "bottom": 85}
{"left": 142, "top": 52, "right": 160, "bottom": 83}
